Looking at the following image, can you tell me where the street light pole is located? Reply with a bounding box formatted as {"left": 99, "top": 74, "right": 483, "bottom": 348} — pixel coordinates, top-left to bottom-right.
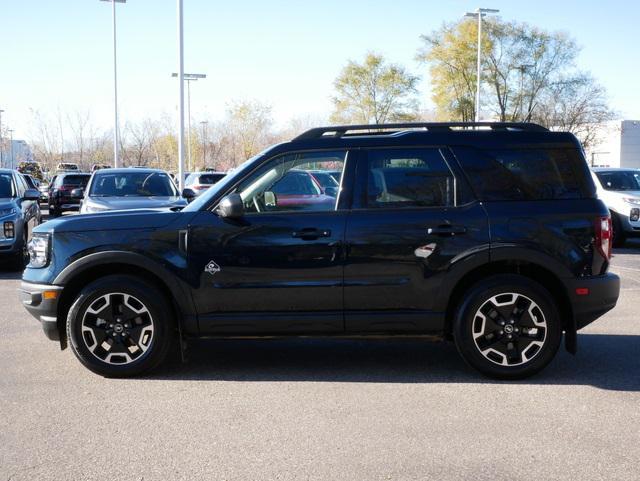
{"left": 200, "top": 120, "right": 208, "bottom": 167}
{"left": 8, "top": 129, "right": 14, "bottom": 170}
{"left": 172, "top": 73, "right": 206, "bottom": 173}
{"left": 100, "top": 0, "right": 126, "bottom": 168}
{"left": 177, "top": 0, "right": 185, "bottom": 192}
{"left": 465, "top": 8, "right": 499, "bottom": 122}
{"left": 0, "top": 109, "right": 4, "bottom": 166}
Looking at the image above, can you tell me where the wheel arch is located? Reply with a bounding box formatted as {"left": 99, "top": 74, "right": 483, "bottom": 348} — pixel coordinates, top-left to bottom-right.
{"left": 54, "top": 251, "right": 195, "bottom": 349}
{"left": 444, "top": 260, "right": 575, "bottom": 353}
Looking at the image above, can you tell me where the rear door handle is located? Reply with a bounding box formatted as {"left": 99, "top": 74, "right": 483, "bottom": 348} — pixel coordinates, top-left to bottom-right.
{"left": 292, "top": 228, "right": 331, "bottom": 240}
{"left": 427, "top": 225, "right": 467, "bottom": 236}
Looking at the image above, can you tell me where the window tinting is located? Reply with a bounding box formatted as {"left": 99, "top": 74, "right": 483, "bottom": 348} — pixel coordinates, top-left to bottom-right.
{"left": 0, "top": 174, "right": 15, "bottom": 198}
{"left": 58, "top": 175, "right": 90, "bottom": 187}
{"left": 596, "top": 171, "right": 640, "bottom": 192}
{"left": 365, "top": 149, "right": 454, "bottom": 208}
{"left": 198, "top": 174, "right": 225, "bottom": 185}
{"left": 455, "top": 148, "right": 590, "bottom": 201}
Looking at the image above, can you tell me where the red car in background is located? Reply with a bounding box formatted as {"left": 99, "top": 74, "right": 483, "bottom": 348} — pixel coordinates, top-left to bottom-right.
{"left": 268, "top": 170, "right": 336, "bottom": 210}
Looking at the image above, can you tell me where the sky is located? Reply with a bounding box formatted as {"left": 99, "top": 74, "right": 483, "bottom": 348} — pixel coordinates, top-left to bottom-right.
{"left": 1, "top": 0, "right": 639, "bottom": 141}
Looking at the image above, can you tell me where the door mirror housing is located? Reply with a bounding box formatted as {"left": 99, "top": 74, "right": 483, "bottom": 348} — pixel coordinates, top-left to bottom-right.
{"left": 24, "top": 188, "right": 41, "bottom": 201}
{"left": 182, "top": 188, "right": 196, "bottom": 202}
{"left": 70, "top": 188, "right": 84, "bottom": 199}
{"left": 217, "top": 193, "right": 245, "bottom": 219}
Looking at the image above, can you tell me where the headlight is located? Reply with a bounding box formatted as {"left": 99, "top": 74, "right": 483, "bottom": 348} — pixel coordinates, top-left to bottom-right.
{"left": 0, "top": 207, "right": 17, "bottom": 217}
{"left": 623, "top": 197, "right": 640, "bottom": 205}
{"left": 27, "top": 234, "right": 50, "bottom": 268}
{"left": 84, "top": 203, "right": 109, "bottom": 213}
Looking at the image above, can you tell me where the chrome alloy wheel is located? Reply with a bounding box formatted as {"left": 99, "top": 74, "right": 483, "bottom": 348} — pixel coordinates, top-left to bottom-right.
{"left": 81, "top": 293, "right": 155, "bottom": 365}
{"left": 471, "top": 292, "right": 547, "bottom": 366}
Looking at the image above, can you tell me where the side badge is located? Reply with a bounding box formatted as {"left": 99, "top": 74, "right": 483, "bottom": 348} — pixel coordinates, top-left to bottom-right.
{"left": 205, "top": 260, "right": 221, "bottom": 275}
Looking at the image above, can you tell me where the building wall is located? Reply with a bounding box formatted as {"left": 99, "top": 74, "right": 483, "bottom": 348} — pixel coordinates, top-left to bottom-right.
{"left": 0, "top": 139, "right": 33, "bottom": 169}
{"left": 620, "top": 120, "right": 640, "bottom": 169}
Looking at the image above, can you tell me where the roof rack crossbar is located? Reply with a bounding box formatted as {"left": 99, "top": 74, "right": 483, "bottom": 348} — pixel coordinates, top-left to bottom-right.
{"left": 293, "top": 122, "right": 548, "bottom": 141}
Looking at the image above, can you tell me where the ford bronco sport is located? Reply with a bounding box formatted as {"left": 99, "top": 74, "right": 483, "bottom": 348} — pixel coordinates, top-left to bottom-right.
{"left": 20, "top": 122, "right": 620, "bottom": 379}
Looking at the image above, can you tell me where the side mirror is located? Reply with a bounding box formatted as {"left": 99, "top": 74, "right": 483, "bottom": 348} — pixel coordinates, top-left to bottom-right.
{"left": 217, "top": 193, "right": 245, "bottom": 219}
{"left": 70, "top": 188, "right": 84, "bottom": 199}
{"left": 24, "top": 188, "right": 40, "bottom": 201}
{"left": 324, "top": 186, "right": 339, "bottom": 197}
{"left": 182, "top": 188, "right": 196, "bottom": 202}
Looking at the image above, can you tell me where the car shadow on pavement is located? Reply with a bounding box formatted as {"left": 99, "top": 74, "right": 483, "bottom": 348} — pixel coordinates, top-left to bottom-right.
{"left": 0, "top": 268, "right": 22, "bottom": 280}
{"left": 150, "top": 334, "right": 640, "bottom": 392}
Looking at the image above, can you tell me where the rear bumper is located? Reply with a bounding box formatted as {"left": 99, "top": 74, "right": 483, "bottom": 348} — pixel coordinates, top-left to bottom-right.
{"left": 19, "top": 281, "right": 63, "bottom": 341}
{"left": 567, "top": 273, "right": 620, "bottom": 330}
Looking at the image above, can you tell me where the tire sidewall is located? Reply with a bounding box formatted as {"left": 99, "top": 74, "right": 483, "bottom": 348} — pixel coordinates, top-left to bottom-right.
{"left": 453, "top": 275, "right": 562, "bottom": 380}
{"left": 67, "top": 276, "right": 173, "bottom": 377}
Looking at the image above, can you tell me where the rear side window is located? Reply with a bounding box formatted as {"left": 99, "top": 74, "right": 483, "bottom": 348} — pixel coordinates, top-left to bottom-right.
{"left": 365, "top": 148, "right": 455, "bottom": 208}
{"left": 454, "top": 147, "right": 591, "bottom": 201}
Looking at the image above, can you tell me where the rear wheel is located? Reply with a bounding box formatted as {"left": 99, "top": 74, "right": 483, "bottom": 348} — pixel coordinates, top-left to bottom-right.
{"left": 453, "top": 275, "right": 562, "bottom": 380}
{"left": 67, "top": 275, "right": 175, "bottom": 377}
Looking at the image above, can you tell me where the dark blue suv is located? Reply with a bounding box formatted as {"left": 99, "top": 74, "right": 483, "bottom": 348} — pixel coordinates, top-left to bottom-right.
{"left": 19, "top": 123, "right": 620, "bottom": 379}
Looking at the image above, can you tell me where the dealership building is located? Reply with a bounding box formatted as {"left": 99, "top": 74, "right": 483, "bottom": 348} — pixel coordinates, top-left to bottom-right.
{"left": 587, "top": 120, "right": 640, "bottom": 168}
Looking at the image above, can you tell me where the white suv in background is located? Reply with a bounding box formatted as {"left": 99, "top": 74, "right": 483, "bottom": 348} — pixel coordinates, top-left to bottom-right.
{"left": 592, "top": 168, "right": 640, "bottom": 246}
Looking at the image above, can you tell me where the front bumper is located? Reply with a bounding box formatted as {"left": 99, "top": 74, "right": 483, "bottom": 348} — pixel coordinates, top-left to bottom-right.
{"left": 19, "top": 281, "right": 64, "bottom": 341}
{"left": 567, "top": 272, "right": 620, "bottom": 330}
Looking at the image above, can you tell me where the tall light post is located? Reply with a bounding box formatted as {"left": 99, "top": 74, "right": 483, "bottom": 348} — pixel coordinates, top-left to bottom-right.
{"left": 465, "top": 8, "right": 499, "bottom": 122}
{"left": 100, "top": 0, "right": 126, "bottom": 168}
{"left": 200, "top": 120, "right": 208, "bottom": 167}
{"left": 0, "top": 109, "right": 4, "bottom": 166}
{"left": 7, "top": 129, "right": 14, "bottom": 170}
{"left": 172, "top": 73, "right": 206, "bottom": 172}
{"left": 176, "top": 0, "right": 185, "bottom": 192}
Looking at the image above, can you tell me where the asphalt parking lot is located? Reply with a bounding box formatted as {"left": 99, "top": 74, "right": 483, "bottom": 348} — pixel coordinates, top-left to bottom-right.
{"left": 1, "top": 214, "right": 639, "bottom": 480}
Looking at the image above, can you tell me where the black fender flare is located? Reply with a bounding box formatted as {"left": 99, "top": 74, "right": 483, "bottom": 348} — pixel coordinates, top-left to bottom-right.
{"left": 54, "top": 250, "right": 197, "bottom": 332}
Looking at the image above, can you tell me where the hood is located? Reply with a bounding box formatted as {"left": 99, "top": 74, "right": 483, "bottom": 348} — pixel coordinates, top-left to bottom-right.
{"left": 606, "top": 190, "right": 640, "bottom": 200}
{"left": 34, "top": 209, "right": 195, "bottom": 234}
{"left": 86, "top": 196, "right": 187, "bottom": 211}
{"left": 0, "top": 198, "right": 17, "bottom": 208}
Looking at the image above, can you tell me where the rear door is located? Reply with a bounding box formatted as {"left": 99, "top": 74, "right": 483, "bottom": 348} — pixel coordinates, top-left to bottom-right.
{"left": 344, "top": 146, "right": 490, "bottom": 333}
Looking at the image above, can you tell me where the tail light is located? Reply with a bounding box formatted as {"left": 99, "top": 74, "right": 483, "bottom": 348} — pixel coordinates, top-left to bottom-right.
{"left": 193, "top": 185, "right": 210, "bottom": 191}
{"left": 595, "top": 216, "right": 612, "bottom": 260}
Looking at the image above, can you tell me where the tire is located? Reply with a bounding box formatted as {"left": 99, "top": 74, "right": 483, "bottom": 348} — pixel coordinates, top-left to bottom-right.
{"left": 10, "top": 231, "right": 28, "bottom": 271}
{"left": 66, "top": 275, "right": 176, "bottom": 377}
{"left": 49, "top": 206, "right": 60, "bottom": 218}
{"left": 453, "top": 275, "right": 562, "bottom": 380}
{"left": 611, "top": 213, "right": 627, "bottom": 248}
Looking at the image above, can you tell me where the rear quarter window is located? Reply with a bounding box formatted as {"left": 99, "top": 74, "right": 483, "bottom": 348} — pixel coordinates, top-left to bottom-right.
{"left": 454, "top": 147, "right": 594, "bottom": 201}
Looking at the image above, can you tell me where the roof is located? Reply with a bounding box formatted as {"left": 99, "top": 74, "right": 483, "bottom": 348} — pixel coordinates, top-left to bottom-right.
{"left": 593, "top": 168, "right": 640, "bottom": 172}
{"left": 92, "top": 167, "right": 168, "bottom": 174}
{"left": 285, "top": 122, "right": 579, "bottom": 151}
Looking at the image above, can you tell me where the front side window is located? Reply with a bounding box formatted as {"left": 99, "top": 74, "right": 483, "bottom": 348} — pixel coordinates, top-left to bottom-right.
{"left": 90, "top": 172, "right": 177, "bottom": 197}
{"left": 365, "top": 148, "right": 455, "bottom": 208}
{"left": 234, "top": 151, "right": 346, "bottom": 214}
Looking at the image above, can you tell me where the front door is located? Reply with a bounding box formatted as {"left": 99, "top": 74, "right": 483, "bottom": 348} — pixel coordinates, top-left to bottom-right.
{"left": 344, "top": 147, "right": 490, "bottom": 333}
{"left": 189, "top": 150, "right": 351, "bottom": 335}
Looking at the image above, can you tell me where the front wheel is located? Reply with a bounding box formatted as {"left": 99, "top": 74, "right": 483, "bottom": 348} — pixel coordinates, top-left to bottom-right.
{"left": 67, "top": 275, "right": 176, "bottom": 377}
{"left": 453, "top": 275, "right": 562, "bottom": 380}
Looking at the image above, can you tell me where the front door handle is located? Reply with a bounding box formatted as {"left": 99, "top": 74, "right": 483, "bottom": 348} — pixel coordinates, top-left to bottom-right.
{"left": 292, "top": 228, "right": 331, "bottom": 240}
{"left": 427, "top": 225, "right": 467, "bottom": 236}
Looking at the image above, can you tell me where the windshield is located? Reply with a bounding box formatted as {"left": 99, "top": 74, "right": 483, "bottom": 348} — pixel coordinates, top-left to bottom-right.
{"left": 90, "top": 171, "right": 178, "bottom": 197}
{"left": 183, "top": 146, "right": 279, "bottom": 212}
{"left": 0, "top": 174, "right": 15, "bottom": 198}
{"left": 596, "top": 171, "right": 640, "bottom": 191}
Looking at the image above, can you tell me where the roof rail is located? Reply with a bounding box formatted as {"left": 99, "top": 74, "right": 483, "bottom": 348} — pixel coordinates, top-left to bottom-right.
{"left": 293, "top": 122, "right": 549, "bottom": 141}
